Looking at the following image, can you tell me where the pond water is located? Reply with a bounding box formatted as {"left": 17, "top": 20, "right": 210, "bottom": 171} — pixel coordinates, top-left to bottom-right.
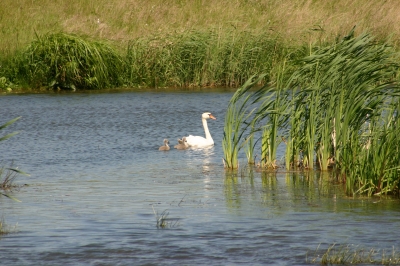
{"left": 0, "top": 89, "right": 399, "bottom": 265}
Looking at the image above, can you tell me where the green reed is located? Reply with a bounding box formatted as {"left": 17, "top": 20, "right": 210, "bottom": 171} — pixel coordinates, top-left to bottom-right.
{"left": 0, "top": 117, "right": 20, "bottom": 142}
{"left": 257, "top": 87, "right": 288, "bottom": 169}
{"left": 125, "top": 30, "right": 286, "bottom": 88}
{"left": 222, "top": 57, "right": 293, "bottom": 169}
{"left": 13, "top": 32, "right": 123, "bottom": 90}
{"left": 342, "top": 99, "right": 400, "bottom": 196}
{"left": 222, "top": 31, "right": 400, "bottom": 196}
{"left": 2, "top": 29, "right": 292, "bottom": 91}
{"left": 222, "top": 75, "right": 266, "bottom": 169}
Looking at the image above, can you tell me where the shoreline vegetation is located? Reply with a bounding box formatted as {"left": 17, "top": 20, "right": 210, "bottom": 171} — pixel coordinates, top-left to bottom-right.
{"left": 1, "top": 0, "right": 400, "bottom": 91}
{"left": 1, "top": 0, "right": 400, "bottom": 197}
{"left": 2, "top": 30, "right": 295, "bottom": 91}
{"left": 222, "top": 31, "right": 400, "bottom": 197}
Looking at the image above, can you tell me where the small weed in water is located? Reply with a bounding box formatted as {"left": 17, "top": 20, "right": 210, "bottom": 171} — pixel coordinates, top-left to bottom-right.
{"left": 1, "top": 163, "right": 24, "bottom": 190}
{"left": 152, "top": 206, "right": 180, "bottom": 229}
{"left": 0, "top": 162, "right": 29, "bottom": 202}
{"left": 0, "top": 217, "right": 18, "bottom": 235}
{"left": 307, "top": 243, "right": 400, "bottom": 265}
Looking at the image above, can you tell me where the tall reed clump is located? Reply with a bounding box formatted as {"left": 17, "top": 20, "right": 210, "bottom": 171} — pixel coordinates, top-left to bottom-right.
{"left": 222, "top": 75, "right": 266, "bottom": 169}
{"left": 222, "top": 30, "right": 400, "bottom": 196}
{"left": 12, "top": 32, "right": 124, "bottom": 90}
{"left": 222, "top": 59, "right": 294, "bottom": 170}
{"left": 125, "top": 30, "right": 287, "bottom": 88}
{"left": 288, "top": 30, "right": 400, "bottom": 195}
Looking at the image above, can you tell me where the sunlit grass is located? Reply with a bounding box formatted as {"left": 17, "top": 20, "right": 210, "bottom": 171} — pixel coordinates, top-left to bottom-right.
{"left": 2, "top": 0, "right": 400, "bottom": 58}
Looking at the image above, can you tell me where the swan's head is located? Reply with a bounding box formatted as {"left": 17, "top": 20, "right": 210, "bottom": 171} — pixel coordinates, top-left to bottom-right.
{"left": 202, "top": 112, "right": 216, "bottom": 120}
{"left": 163, "top": 139, "right": 169, "bottom": 144}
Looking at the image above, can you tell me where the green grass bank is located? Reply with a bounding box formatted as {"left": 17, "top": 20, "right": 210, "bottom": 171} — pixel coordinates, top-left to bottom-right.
{"left": 1, "top": 0, "right": 400, "bottom": 91}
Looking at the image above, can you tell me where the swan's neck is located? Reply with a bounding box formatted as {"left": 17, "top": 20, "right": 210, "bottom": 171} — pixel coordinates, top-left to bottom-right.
{"left": 202, "top": 118, "right": 213, "bottom": 141}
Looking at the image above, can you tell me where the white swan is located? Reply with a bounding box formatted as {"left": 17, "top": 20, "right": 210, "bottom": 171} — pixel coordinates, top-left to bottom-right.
{"left": 186, "top": 112, "right": 216, "bottom": 148}
{"left": 158, "top": 139, "right": 170, "bottom": 151}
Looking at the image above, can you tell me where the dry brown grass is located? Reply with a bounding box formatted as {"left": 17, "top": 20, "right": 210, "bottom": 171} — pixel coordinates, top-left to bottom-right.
{"left": 1, "top": 0, "right": 400, "bottom": 56}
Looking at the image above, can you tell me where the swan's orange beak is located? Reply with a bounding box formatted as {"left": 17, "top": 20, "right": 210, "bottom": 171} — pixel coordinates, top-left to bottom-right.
{"left": 209, "top": 114, "right": 216, "bottom": 120}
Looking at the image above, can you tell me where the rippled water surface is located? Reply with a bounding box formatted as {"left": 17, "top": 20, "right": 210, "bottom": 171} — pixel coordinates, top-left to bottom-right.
{"left": 1, "top": 90, "right": 399, "bottom": 265}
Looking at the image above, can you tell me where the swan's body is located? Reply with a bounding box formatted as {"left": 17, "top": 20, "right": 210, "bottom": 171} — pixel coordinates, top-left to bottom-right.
{"left": 158, "top": 139, "right": 170, "bottom": 151}
{"left": 174, "top": 137, "right": 189, "bottom": 150}
{"left": 186, "top": 112, "right": 216, "bottom": 148}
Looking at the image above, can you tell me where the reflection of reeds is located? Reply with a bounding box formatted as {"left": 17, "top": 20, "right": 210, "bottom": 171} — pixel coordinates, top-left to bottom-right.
{"left": 222, "top": 30, "right": 400, "bottom": 196}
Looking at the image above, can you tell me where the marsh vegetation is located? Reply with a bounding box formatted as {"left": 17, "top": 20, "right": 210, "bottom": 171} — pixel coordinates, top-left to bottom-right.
{"left": 222, "top": 31, "right": 400, "bottom": 197}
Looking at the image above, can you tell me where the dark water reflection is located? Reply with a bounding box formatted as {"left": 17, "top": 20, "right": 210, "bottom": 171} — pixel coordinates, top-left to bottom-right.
{"left": 0, "top": 90, "right": 399, "bottom": 265}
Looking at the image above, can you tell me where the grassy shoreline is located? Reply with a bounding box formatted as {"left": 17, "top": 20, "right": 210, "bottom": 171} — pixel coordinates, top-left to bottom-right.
{"left": 1, "top": 30, "right": 303, "bottom": 91}
{"left": 1, "top": 0, "right": 400, "bottom": 91}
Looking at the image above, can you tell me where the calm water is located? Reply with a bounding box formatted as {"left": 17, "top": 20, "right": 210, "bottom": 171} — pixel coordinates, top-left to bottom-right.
{"left": 0, "top": 90, "right": 399, "bottom": 265}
